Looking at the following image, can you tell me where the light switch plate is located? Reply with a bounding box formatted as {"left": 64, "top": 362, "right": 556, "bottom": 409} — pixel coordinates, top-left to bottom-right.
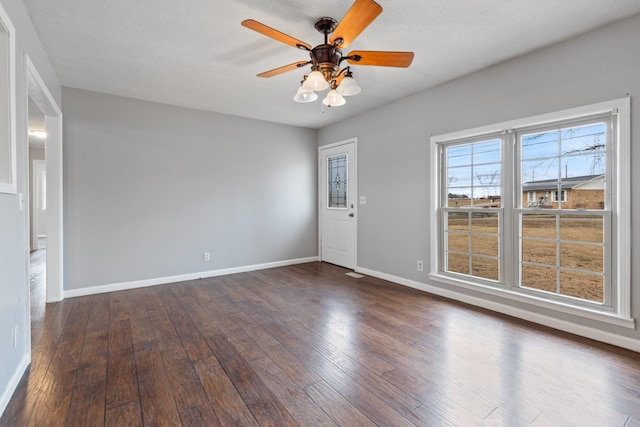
{"left": 359, "top": 196, "right": 367, "bottom": 205}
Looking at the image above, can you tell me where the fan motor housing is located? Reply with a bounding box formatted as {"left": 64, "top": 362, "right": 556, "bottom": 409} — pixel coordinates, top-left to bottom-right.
{"left": 310, "top": 44, "right": 342, "bottom": 75}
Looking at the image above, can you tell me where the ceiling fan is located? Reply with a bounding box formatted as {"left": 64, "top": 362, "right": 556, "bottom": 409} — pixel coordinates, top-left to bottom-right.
{"left": 241, "top": 0, "right": 414, "bottom": 107}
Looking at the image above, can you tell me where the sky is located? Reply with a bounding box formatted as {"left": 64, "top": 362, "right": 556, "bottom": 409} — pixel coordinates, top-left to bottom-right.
{"left": 446, "top": 122, "right": 606, "bottom": 200}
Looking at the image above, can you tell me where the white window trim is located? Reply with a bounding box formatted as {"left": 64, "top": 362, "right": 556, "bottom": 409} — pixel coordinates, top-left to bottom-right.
{"left": 551, "top": 190, "right": 566, "bottom": 202}
{"left": 429, "top": 98, "right": 633, "bottom": 328}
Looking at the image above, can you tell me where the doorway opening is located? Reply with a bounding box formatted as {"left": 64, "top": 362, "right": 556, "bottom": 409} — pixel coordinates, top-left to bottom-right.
{"left": 23, "top": 54, "right": 63, "bottom": 363}
{"left": 25, "top": 54, "right": 63, "bottom": 306}
{"left": 27, "top": 96, "right": 47, "bottom": 328}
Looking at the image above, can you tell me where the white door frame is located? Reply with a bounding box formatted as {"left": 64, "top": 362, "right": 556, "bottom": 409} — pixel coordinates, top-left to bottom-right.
{"left": 318, "top": 138, "right": 357, "bottom": 269}
{"left": 24, "top": 54, "right": 63, "bottom": 307}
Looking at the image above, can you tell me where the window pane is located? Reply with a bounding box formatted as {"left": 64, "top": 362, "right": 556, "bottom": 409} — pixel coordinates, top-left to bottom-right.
{"left": 473, "top": 140, "right": 501, "bottom": 165}
{"left": 472, "top": 163, "right": 501, "bottom": 187}
{"left": 521, "top": 159, "right": 558, "bottom": 189}
{"left": 446, "top": 212, "right": 469, "bottom": 252}
{"left": 446, "top": 139, "right": 502, "bottom": 210}
{"left": 472, "top": 235, "right": 498, "bottom": 257}
{"left": 560, "top": 154, "right": 603, "bottom": 177}
{"left": 560, "top": 243, "right": 603, "bottom": 272}
{"left": 472, "top": 186, "right": 501, "bottom": 207}
{"left": 559, "top": 216, "right": 603, "bottom": 243}
{"left": 560, "top": 123, "right": 605, "bottom": 158}
{"left": 447, "top": 166, "right": 472, "bottom": 189}
{"left": 328, "top": 154, "right": 347, "bottom": 208}
{"left": 521, "top": 123, "right": 606, "bottom": 211}
{"left": 559, "top": 164, "right": 605, "bottom": 209}
{"left": 559, "top": 271, "right": 603, "bottom": 303}
{"left": 522, "top": 239, "right": 556, "bottom": 265}
{"left": 447, "top": 253, "right": 469, "bottom": 275}
{"left": 448, "top": 190, "right": 471, "bottom": 207}
{"left": 520, "top": 212, "right": 606, "bottom": 303}
{"left": 521, "top": 131, "right": 558, "bottom": 160}
{"left": 446, "top": 144, "right": 471, "bottom": 167}
{"left": 471, "top": 212, "right": 498, "bottom": 257}
{"left": 522, "top": 215, "right": 556, "bottom": 239}
{"left": 471, "top": 212, "right": 498, "bottom": 233}
{"left": 448, "top": 232, "right": 469, "bottom": 253}
{"left": 447, "top": 211, "right": 469, "bottom": 231}
{"left": 472, "top": 256, "right": 499, "bottom": 281}
{"left": 521, "top": 265, "right": 556, "bottom": 293}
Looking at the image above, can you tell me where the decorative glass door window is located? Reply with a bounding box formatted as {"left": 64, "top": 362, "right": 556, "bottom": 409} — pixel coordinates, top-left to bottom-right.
{"left": 328, "top": 154, "right": 348, "bottom": 208}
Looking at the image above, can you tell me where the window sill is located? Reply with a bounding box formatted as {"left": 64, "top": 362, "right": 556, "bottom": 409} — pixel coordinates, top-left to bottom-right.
{"left": 428, "top": 273, "right": 635, "bottom": 330}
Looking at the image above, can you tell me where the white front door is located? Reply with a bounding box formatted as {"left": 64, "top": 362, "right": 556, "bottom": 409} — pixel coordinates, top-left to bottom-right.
{"left": 320, "top": 139, "right": 356, "bottom": 269}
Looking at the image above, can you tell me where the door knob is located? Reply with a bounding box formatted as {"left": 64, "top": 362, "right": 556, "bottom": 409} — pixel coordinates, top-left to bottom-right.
{"left": 349, "top": 213, "right": 354, "bottom": 217}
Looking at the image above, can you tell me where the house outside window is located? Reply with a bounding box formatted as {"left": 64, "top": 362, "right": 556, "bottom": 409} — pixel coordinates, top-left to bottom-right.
{"left": 430, "top": 99, "right": 632, "bottom": 327}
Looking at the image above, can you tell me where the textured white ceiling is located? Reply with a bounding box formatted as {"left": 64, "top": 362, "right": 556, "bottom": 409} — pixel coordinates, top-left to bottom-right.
{"left": 23, "top": 0, "right": 640, "bottom": 129}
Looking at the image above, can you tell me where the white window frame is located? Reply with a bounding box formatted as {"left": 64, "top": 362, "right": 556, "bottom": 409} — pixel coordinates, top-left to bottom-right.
{"left": 527, "top": 191, "right": 536, "bottom": 204}
{"left": 552, "top": 190, "right": 566, "bottom": 202}
{"left": 429, "top": 98, "right": 632, "bottom": 328}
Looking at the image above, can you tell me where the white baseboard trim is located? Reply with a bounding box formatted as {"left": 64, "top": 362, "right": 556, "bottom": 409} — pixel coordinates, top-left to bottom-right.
{"left": 64, "top": 256, "right": 319, "bottom": 299}
{"left": 0, "top": 352, "right": 30, "bottom": 418}
{"left": 356, "top": 266, "right": 640, "bottom": 353}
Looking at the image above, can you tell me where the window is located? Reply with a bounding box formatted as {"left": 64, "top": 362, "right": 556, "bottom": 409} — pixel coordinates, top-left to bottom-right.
{"left": 430, "top": 99, "right": 631, "bottom": 326}
{"left": 552, "top": 190, "right": 566, "bottom": 202}
{"left": 527, "top": 191, "right": 536, "bottom": 205}
{"left": 327, "top": 154, "right": 348, "bottom": 208}
{"left": 444, "top": 138, "right": 502, "bottom": 281}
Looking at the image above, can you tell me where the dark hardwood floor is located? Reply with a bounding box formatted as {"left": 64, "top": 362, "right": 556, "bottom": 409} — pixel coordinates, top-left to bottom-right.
{"left": 2, "top": 257, "right": 640, "bottom": 426}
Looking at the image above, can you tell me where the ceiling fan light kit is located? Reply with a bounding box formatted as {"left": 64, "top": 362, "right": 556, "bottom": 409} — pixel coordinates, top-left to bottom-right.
{"left": 242, "top": 0, "right": 414, "bottom": 108}
{"left": 322, "top": 89, "right": 346, "bottom": 107}
{"left": 293, "top": 85, "right": 318, "bottom": 103}
{"left": 302, "top": 70, "right": 331, "bottom": 91}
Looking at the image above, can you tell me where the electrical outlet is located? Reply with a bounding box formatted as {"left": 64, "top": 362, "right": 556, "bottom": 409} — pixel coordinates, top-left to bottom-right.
{"left": 13, "top": 326, "right": 18, "bottom": 349}
{"left": 203, "top": 252, "right": 211, "bottom": 262}
{"left": 417, "top": 260, "right": 424, "bottom": 272}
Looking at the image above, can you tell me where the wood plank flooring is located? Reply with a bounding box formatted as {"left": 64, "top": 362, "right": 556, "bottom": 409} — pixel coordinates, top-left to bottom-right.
{"left": 2, "top": 255, "right": 640, "bottom": 426}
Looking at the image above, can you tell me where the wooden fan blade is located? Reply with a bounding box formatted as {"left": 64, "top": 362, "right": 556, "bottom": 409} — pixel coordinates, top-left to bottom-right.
{"left": 257, "top": 61, "right": 310, "bottom": 78}
{"left": 346, "top": 51, "right": 414, "bottom": 67}
{"left": 242, "top": 19, "right": 312, "bottom": 50}
{"left": 330, "top": 0, "right": 382, "bottom": 49}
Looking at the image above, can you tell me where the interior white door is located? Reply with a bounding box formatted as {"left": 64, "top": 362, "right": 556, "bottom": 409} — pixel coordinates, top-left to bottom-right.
{"left": 320, "top": 140, "right": 356, "bottom": 269}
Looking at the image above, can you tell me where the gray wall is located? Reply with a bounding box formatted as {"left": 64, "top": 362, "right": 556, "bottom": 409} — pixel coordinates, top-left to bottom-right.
{"left": 62, "top": 87, "right": 317, "bottom": 291}
{"left": 318, "top": 14, "right": 640, "bottom": 344}
{"left": 0, "top": 0, "right": 60, "bottom": 413}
